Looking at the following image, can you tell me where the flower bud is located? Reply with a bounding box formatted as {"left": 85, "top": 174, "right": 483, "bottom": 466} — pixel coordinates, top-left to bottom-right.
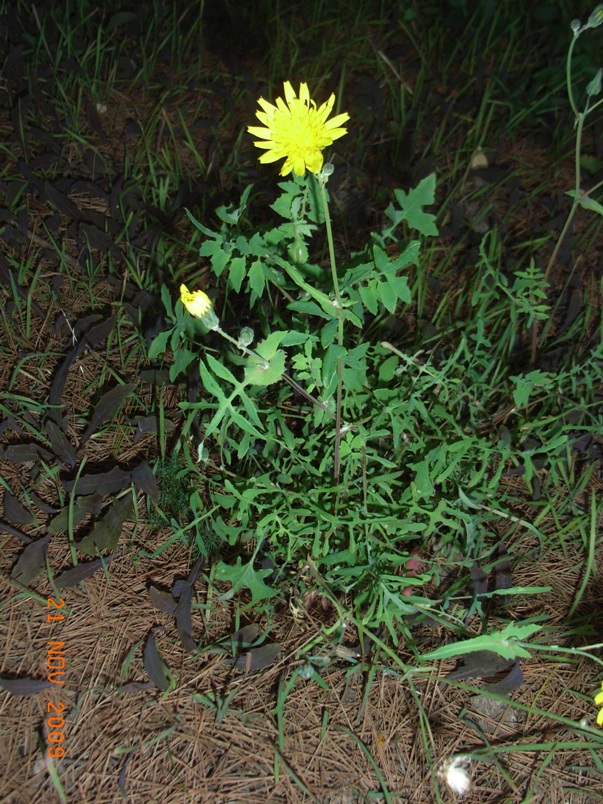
{"left": 238, "top": 327, "right": 254, "bottom": 348}
{"left": 587, "top": 4, "right": 603, "bottom": 28}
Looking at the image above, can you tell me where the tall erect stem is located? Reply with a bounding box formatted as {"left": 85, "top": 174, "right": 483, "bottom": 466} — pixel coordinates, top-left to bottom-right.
{"left": 318, "top": 174, "right": 344, "bottom": 483}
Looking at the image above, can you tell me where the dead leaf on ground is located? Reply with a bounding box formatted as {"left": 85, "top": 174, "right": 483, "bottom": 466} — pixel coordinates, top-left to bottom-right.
{"left": 131, "top": 415, "right": 175, "bottom": 443}
{"left": 446, "top": 650, "right": 515, "bottom": 682}
{"left": 228, "top": 642, "right": 281, "bottom": 674}
{"left": 29, "top": 492, "right": 60, "bottom": 514}
{"left": 469, "top": 562, "right": 488, "bottom": 599}
{"left": 48, "top": 492, "right": 104, "bottom": 534}
{"left": 63, "top": 462, "right": 157, "bottom": 500}
{"left": 117, "top": 681, "right": 155, "bottom": 694}
{"left": 48, "top": 316, "right": 117, "bottom": 421}
{"left": 3, "top": 490, "right": 33, "bottom": 525}
{"left": 79, "top": 382, "right": 137, "bottom": 448}
{"left": 174, "top": 558, "right": 204, "bottom": 654}
{"left": 143, "top": 631, "right": 172, "bottom": 691}
{"left": 0, "top": 675, "right": 54, "bottom": 697}
{"left": 481, "top": 661, "right": 524, "bottom": 695}
{"left": 131, "top": 461, "right": 158, "bottom": 502}
{"left": 231, "top": 623, "right": 261, "bottom": 649}
{"left": 44, "top": 418, "right": 77, "bottom": 468}
{"left": 11, "top": 534, "right": 51, "bottom": 585}
{"left": 0, "top": 443, "right": 54, "bottom": 463}
{"left": 76, "top": 495, "right": 132, "bottom": 556}
{"left": 148, "top": 585, "right": 178, "bottom": 615}
{"left": 0, "top": 520, "right": 32, "bottom": 544}
{"left": 54, "top": 553, "right": 115, "bottom": 588}
{"left": 63, "top": 466, "right": 133, "bottom": 496}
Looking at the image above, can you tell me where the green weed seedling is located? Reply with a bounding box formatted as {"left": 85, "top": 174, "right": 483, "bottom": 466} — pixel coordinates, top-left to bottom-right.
{"left": 150, "top": 79, "right": 532, "bottom": 653}
{"left": 146, "top": 23, "right": 603, "bottom": 764}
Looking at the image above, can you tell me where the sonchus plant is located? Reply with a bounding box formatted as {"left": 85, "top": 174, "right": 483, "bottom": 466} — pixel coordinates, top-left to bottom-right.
{"left": 150, "top": 80, "right": 517, "bottom": 644}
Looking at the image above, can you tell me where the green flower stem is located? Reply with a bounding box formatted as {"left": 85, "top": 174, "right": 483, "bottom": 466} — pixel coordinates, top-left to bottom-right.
{"left": 566, "top": 29, "right": 580, "bottom": 119}
{"left": 213, "top": 326, "right": 329, "bottom": 412}
{"left": 531, "top": 25, "right": 596, "bottom": 365}
{"left": 318, "top": 176, "right": 344, "bottom": 483}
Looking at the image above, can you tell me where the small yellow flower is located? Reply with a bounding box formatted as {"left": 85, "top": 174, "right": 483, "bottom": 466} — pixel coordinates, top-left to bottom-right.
{"left": 180, "top": 284, "right": 212, "bottom": 318}
{"left": 180, "top": 283, "right": 220, "bottom": 329}
{"left": 595, "top": 682, "right": 603, "bottom": 726}
{"left": 248, "top": 81, "right": 350, "bottom": 176}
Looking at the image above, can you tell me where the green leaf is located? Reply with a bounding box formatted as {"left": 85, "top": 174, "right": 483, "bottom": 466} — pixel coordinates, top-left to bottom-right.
{"left": 377, "top": 279, "right": 398, "bottom": 313}
{"left": 148, "top": 329, "right": 170, "bottom": 361}
{"left": 230, "top": 406, "right": 267, "bottom": 435}
{"left": 244, "top": 349, "right": 286, "bottom": 387}
{"left": 410, "top": 458, "right": 435, "bottom": 500}
{"left": 247, "top": 231, "right": 268, "bottom": 256}
{"left": 359, "top": 282, "right": 378, "bottom": 315}
{"left": 420, "top": 622, "right": 542, "bottom": 663}
{"left": 206, "top": 353, "right": 239, "bottom": 387}
{"left": 320, "top": 318, "right": 339, "bottom": 348}
{"left": 510, "top": 370, "right": 554, "bottom": 408}
{"left": 216, "top": 184, "right": 252, "bottom": 225}
{"left": 248, "top": 259, "right": 266, "bottom": 298}
{"left": 214, "top": 557, "right": 277, "bottom": 603}
{"left": 586, "top": 67, "right": 602, "bottom": 97}
{"left": 566, "top": 189, "right": 603, "bottom": 216}
{"left": 170, "top": 348, "right": 197, "bottom": 382}
{"left": 280, "top": 330, "right": 312, "bottom": 347}
{"left": 237, "top": 389, "right": 264, "bottom": 429}
{"left": 395, "top": 173, "right": 438, "bottom": 235}
{"left": 255, "top": 331, "right": 287, "bottom": 360}
{"left": 580, "top": 154, "right": 603, "bottom": 174}
{"left": 211, "top": 248, "right": 231, "bottom": 277}
{"left": 271, "top": 181, "right": 301, "bottom": 218}
{"left": 378, "top": 355, "right": 399, "bottom": 383}
{"left": 288, "top": 300, "right": 332, "bottom": 320}
{"left": 198, "top": 359, "right": 227, "bottom": 400}
{"left": 228, "top": 256, "right": 247, "bottom": 292}
{"left": 274, "top": 257, "right": 339, "bottom": 319}
{"left": 384, "top": 174, "right": 438, "bottom": 237}
{"left": 322, "top": 344, "right": 346, "bottom": 396}
{"left": 160, "top": 284, "right": 174, "bottom": 319}
{"left": 386, "top": 274, "right": 411, "bottom": 304}
{"left": 186, "top": 207, "right": 217, "bottom": 238}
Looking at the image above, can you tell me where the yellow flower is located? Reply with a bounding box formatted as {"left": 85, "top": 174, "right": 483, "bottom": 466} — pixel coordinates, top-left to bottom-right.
{"left": 248, "top": 81, "right": 350, "bottom": 176}
{"left": 179, "top": 283, "right": 220, "bottom": 329}
{"left": 180, "top": 284, "right": 212, "bottom": 318}
{"left": 595, "top": 683, "right": 603, "bottom": 726}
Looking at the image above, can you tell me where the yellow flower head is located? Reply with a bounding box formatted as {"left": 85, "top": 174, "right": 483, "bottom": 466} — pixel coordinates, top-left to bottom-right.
{"left": 248, "top": 81, "right": 350, "bottom": 176}
{"left": 180, "top": 284, "right": 212, "bottom": 317}
{"left": 180, "top": 283, "right": 220, "bottom": 330}
{"left": 595, "top": 682, "right": 603, "bottom": 727}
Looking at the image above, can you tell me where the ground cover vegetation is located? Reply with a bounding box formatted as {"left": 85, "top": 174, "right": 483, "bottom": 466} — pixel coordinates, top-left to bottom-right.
{"left": 1, "top": 0, "right": 603, "bottom": 801}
